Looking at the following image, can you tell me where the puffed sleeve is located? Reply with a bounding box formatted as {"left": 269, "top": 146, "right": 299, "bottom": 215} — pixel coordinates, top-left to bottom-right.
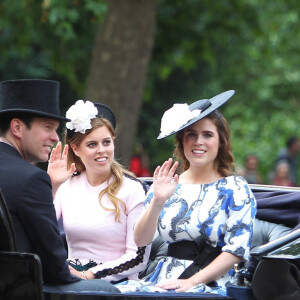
{"left": 222, "top": 176, "right": 257, "bottom": 260}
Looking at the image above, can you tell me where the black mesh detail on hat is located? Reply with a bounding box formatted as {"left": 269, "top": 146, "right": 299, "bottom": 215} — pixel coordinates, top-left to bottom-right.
{"left": 94, "top": 103, "right": 116, "bottom": 129}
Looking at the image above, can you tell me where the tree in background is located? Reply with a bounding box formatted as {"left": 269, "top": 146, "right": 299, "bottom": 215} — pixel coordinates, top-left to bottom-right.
{"left": 84, "top": 0, "right": 156, "bottom": 166}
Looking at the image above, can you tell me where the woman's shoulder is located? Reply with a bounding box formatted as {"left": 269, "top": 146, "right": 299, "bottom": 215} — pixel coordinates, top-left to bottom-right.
{"left": 118, "top": 174, "right": 148, "bottom": 209}
{"left": 223, "top": 174, "right": 249, "bottom": 184}
{"left": 222, "top": 175, "right": 255, "bottom": 199}
{"left": 122, "top": 173, "right": 149, "bottom": 194}
{"left": 57, "top": 171, "right": 86, "bottom": 190}
{"left": 177, "top": 174, "right": 248, "bottom": 187}
{"left": 218, "top": 175, "right": 253, "bottom": 191}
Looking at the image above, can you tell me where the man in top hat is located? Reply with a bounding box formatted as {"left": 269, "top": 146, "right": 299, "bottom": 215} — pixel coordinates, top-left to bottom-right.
{"left": 0, "top": 79, "right": 120, "bottom": 293}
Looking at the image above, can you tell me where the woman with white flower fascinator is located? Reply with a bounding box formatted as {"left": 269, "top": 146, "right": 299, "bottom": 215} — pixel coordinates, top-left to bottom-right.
{"left": 47, "top": 100, "right": 151, "bottom": 284}
{"left": 133, "top": 90, "right": 257, "bottom": 296}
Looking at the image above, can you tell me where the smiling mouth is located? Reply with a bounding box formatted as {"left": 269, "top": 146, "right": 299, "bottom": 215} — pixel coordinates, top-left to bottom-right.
{"left": 192, "top": 150, "right": 205, "bottom": 154}
{"left": 96, "top": 158, "right": 107, "bottom": 162}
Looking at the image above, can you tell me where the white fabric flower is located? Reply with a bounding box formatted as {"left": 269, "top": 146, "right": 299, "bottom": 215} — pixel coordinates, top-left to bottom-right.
{"left": 66, "top": 100, "right": 98, "bottom": 134}
{"left": 159, "top": 103, "right": 201, "bottom": 137}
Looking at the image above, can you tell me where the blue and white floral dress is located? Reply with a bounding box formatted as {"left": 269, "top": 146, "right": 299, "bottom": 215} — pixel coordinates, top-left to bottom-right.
{"left": 117, "top": 175, "right": 256, "bottom": 296}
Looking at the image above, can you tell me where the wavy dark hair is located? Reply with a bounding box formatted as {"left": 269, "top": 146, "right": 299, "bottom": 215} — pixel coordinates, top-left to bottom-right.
{"left": 65, "top": 117, "right": 136, "bottom": 222}
{"left": 173, "top": 110, "right": 234, "bottom": 176}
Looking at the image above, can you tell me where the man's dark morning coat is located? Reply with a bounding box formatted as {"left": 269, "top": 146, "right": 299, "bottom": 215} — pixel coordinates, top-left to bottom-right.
{"left": 0, "top": 142, "right": 77, "bottom": 284}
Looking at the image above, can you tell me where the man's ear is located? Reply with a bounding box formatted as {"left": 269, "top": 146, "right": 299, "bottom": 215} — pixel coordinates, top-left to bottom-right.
{"left": 10, "top": 118, "right": 24, "bottom": 139}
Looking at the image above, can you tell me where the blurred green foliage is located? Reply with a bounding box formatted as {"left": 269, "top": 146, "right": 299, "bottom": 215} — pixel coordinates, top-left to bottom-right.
{"left": 1, "top": 0, "right": 300, "bottom": 183}
{"left": 0, "top": 0, "right": 106, "bottom": 96}
{"left": 140, "top": 0, "right": 300, "bottom": 184}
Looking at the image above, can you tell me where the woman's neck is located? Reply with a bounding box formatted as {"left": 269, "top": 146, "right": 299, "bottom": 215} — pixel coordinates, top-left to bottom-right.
{"left": 179, "top": 165, "right": 222, "bottom": 184}
{"left": 85, "top": 170, "right": 112, "bottom": 187}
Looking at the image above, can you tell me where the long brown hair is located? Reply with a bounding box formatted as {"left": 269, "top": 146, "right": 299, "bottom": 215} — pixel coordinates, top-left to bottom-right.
{"left": 173, "top": 110, "right": 234, "bottom": 176}
{"left": 65, "top": 117, "right": 135, "bottom": 222}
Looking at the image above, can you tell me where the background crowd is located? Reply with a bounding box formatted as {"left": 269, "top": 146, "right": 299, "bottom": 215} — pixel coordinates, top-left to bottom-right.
{"left": 130, "top": 135, "right": 300, "bottom": 188}
{"left": 234, "top": 136, "right": 300, "bottom": 187}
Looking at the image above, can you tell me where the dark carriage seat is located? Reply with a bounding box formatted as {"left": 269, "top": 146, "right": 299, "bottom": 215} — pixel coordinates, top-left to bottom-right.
{"left": 0, "top": 188, "right": 44, "bottom": 300}
{"left": 0, "top": 251, "right": 44, "bottom": 300}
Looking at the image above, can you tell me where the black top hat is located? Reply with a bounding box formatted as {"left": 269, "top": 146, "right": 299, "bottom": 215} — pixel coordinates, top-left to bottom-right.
{"left": 0, "top": 79, "right": 69, "bottom": 122}
{"left": 157, "top": 90, "right": 235, "bottom": 139}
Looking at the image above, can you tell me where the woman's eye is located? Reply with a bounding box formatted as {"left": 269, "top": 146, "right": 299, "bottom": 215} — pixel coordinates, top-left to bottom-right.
{"left": 103, "top": 139, "right": 111, "bottom": 146}
{"left": 186, "top": 132, "right": 196, "bottom": 137}
{"left": 88, "top": 142, "right": 97, "bottom": 147}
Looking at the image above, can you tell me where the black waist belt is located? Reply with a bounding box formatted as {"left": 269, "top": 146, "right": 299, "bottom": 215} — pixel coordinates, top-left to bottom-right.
{"left": 167, "top": 235, "right": 222, "bottom": 279}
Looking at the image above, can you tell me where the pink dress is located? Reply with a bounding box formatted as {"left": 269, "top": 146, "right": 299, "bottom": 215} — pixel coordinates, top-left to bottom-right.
{"left": 54, "top": 172, "right": 151, "bottom": 282}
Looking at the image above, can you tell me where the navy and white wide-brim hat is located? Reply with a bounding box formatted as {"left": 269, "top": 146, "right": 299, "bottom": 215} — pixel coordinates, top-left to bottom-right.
{"left": 0, "top": 79, "right": 69, "bottom": 122}
{"left": 157, "top": 90, "right": 235, "bottom": 139}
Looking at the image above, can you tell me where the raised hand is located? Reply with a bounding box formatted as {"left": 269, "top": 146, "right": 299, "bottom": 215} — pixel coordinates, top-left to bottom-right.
{"left": 47, "top": 141, "right": 76, "bottom": 195}
{"left": 153, "top": 158, "right": 179, "bottom": 207}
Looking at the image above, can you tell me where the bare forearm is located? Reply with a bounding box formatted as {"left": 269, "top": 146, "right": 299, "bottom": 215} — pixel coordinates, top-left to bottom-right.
{"left": 135, "top": 159, "right": 179, "bottom": 246}
{"left": 134, "top": 200, "right": 163, "bottom": 246}
{"left": 190, "top": 252, "right": 242, "bottom": 285}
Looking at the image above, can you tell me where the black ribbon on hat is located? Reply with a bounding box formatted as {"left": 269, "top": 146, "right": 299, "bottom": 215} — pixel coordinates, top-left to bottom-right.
{"left": 189, "top": 99, "right": 212, "bottom": 112}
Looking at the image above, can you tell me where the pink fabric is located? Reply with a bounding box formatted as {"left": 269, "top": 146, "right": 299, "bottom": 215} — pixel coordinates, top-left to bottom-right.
{"left": 54, "top": 172, "right": 150, "bottom": 282}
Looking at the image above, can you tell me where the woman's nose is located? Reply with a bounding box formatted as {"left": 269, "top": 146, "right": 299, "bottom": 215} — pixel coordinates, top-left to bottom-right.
{"left": 96, "top": 145, "right": 105, "bottom": 153}
{"left": 195, "top": 135, "right": 204, "bottom": 145}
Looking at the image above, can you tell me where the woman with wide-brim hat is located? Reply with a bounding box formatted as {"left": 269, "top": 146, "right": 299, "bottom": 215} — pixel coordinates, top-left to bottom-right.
{"left": 134, "top": 90, "right": 257, "bottom": 296}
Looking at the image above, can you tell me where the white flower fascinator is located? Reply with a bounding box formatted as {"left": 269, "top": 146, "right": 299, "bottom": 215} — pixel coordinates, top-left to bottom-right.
{"left": 159, "top": 104, "right": 201, "bottom": 138}
{"left": 157, "top": 90, "right": 235, "bottom": 139}
{"left": 66, "top": 100, "right": 98, "bottom": 134}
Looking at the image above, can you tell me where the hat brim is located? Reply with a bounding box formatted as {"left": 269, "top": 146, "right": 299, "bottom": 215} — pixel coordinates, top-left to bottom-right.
{"left": 0, "top": 109, "right": 70, "bottom": 122}
{"left": 157, "top": 90, "right": 235, "bottom": 139}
